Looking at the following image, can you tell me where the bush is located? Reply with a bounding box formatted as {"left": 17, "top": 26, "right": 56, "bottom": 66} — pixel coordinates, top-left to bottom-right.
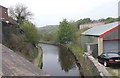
{"left": 20, "top": 21, "right": 40, "bottom": 46}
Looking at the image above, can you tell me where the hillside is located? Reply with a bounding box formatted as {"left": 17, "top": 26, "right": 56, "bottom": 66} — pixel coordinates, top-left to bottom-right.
{"left": 38, "top": 25, "right": 59, "bottom": 42}
{"left": 38, "top": 25, "right": 58, "bottom": 33}
{"left": 2, "top": 21, "right": 36, "bottom": 62}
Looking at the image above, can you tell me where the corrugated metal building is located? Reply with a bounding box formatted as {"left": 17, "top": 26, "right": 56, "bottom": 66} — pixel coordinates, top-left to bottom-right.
{"left": 81, "top": 22, "right": 120, "bottom": 58}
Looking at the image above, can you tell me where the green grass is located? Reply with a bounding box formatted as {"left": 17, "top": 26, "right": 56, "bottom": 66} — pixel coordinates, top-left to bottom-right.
{"left": 33, "top": 46, "right": 43, "bottom": 68}
{"left": 38, "top": 54, "right": 43, "bottom": 68}
{"left": 33, "top": 47, "right": 38, "bottom": 59}
{"left": 66, "top": 43, "right": 84, "bottom": 57}
{"left": 106, "top": 67, "right": 120, "bottom": 78}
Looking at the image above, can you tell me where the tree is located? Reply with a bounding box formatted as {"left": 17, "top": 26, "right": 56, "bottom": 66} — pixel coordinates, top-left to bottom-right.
{"left": 115, "top": 17, "right": 120, "bottom": 21}
{"left": 9, "top": 3, "right": 33, "bottom": 24}
{"left": 58, "top": 19, "right": 76, "bottom": 44}
{"left": 20, "top": 21, "right": 40, "bottom": 46}
{"left": 82, "top": 18, "right": 92, "bottom": 24}
{"left": 76, "top": 18, "right": 92, "bottom": 29}
{"left": 105, "top": 17, "right": 115, "bottom": 24}
{"left": 98, "top": 18, "right": 105, "bottom": 22}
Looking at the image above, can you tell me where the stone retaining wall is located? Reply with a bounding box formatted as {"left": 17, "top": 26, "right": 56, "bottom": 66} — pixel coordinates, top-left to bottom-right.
{"left": 76, "top": 53, "right": 111, "bottom": 77}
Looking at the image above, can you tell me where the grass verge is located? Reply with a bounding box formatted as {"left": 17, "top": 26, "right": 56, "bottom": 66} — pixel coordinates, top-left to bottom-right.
{"left": 66, "top": 43, "right": 84, "bottom": 57}
{"left": 38, "top": 53, "right": 43, "bottom": 69}
{"left": 33, "top": 47, "right": 38, "bottom": 58}
{"left": 106, "top": 67, "right": 120, "bottom": 78}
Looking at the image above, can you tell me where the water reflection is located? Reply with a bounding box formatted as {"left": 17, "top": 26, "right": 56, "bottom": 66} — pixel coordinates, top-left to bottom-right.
{"left": 39, "top": 43, "right": 80, "bottom": 76}
{"left": 59, "top": 46, "right": 77, "bottom": 72}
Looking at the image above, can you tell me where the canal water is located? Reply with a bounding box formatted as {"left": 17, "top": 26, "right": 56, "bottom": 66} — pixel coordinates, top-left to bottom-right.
{"left": 39, "top": 43, "right": 81, "bottom": 76}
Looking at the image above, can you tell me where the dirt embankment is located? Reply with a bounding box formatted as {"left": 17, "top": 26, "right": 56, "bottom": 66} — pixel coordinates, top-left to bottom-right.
{"left": 2, "top": 21, "right": 35, "bottom": 61}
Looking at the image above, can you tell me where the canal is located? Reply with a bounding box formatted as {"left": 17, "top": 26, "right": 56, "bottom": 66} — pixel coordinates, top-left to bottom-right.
{"left": 39, "top": 43, "right": 81, "bottom": 76}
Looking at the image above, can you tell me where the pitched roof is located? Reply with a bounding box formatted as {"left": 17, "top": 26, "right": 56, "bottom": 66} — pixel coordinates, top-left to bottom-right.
{"left": 81, "top": 22, "right": 120, "bottom": 37}
{"left": 0, "top": 5, "right": 8, "bottom": 9}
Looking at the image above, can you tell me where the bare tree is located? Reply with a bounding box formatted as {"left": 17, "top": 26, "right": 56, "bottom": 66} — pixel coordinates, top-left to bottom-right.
{"left": 9, "top": 3, "right": 33, "bottom": 24}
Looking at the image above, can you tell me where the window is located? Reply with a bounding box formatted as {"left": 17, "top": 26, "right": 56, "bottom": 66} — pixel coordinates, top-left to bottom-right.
{"left": 101, "top": 54, "right": 107, "bottom": 57}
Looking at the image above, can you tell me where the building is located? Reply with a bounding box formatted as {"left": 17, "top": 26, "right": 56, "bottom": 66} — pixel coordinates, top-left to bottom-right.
{"left": 79, "top": 22, "right": 104, "bottom": 30}
{"left": 0, "top": 5, "right": 8, "bottom": 21}
{"left": 81, "top": 22, "right": 120, "bottom": 58}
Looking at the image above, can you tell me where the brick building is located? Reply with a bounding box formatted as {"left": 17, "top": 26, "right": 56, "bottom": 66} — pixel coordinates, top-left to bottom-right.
{"left": 0, "top": 5, "right": 8, "bottom": 21}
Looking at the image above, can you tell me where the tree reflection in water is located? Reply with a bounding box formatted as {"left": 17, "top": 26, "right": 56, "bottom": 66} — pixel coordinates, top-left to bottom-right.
{"left": 58, "top": 46, "right": 77, "bottom": 72}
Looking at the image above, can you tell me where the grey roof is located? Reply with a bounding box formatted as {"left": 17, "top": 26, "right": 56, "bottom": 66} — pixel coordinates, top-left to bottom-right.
{"left": 81, "top": 22, "right": 120, "bottom": 36}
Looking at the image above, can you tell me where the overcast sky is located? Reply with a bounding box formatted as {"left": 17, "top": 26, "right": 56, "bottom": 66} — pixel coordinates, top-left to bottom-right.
{"left": 0, "top": 0, "right": 120, "bottom": 27}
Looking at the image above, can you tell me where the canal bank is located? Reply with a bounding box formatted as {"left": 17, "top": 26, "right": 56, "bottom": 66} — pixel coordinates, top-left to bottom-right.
{"left": 62, "top": 44, "right": 112, "bottom": 77}
{"left": 33, "top": 45, "right": 43, "bottom": 68}
{"left": 59, "top": 44, "right": 100, "bottom": 76}
{"left": 39, "top": 42, "right": 112, "bottom": 77}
